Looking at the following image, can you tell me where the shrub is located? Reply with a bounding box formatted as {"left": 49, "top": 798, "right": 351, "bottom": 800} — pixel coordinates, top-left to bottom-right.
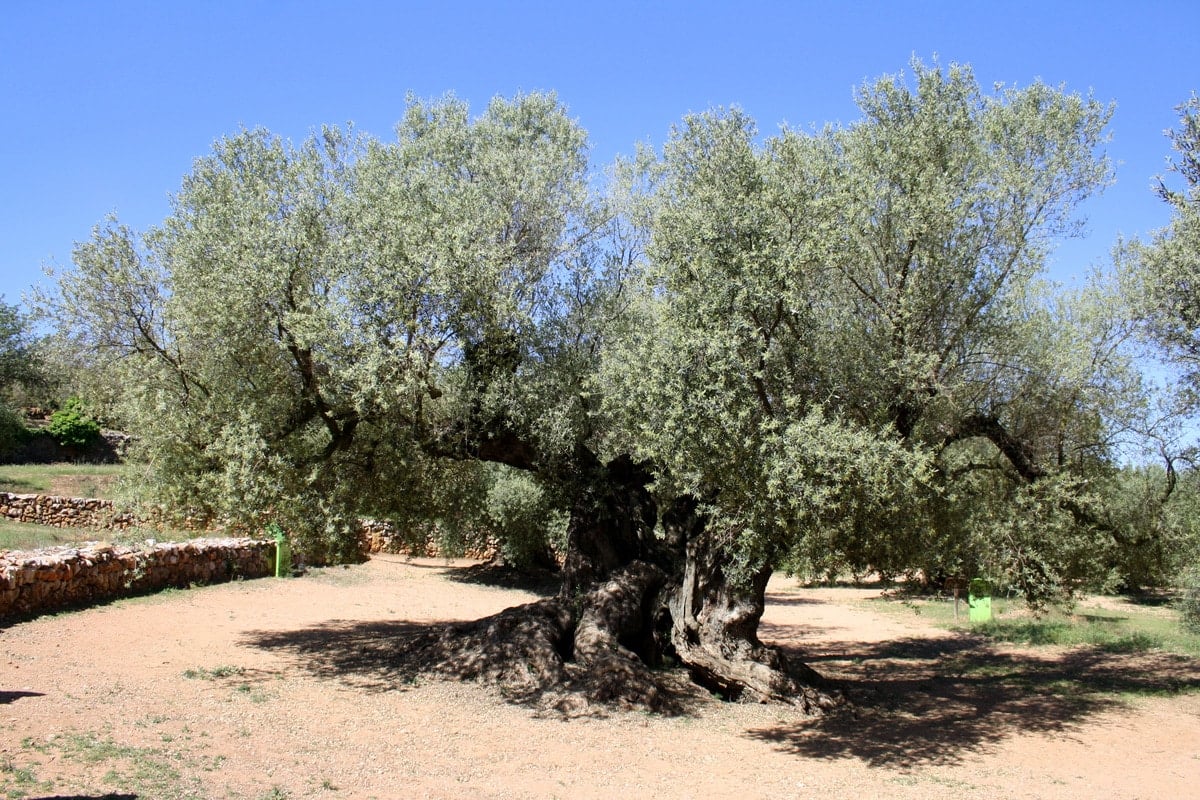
{"left": 1179, "top": 568, "right": 1200, "bottom": 634}
{"left": 485, "top": 467, "right": 567, "bottom": 570}
{"left": 0, "top": 404, "right": 30, "bottom": 456}
{"left": 46, "top": 397, "right": 101, "bottom": 449}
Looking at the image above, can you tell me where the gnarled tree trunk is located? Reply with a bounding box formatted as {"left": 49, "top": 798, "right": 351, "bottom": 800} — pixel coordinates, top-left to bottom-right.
{"left": 559, "top": 451, "right": 660, "bottom": 597}
{"left": 411, "top": 447, "right": 834, "bottom": 711}
{"left": 661, "top": 496, "right": 832, "bottom": 710}
{"left": 557, "top": 463, "right": 833, "bottom": 709}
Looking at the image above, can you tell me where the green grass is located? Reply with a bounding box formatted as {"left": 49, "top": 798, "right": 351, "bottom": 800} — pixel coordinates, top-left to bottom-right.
{"left": 0, "top": 751, "right": 54, "bottom": 799}
{"left": 0, "top": 463, "right": 127, "bottom": 499}
{"left": 871, "top": 592, "right": 1200, "bottom": 658}
{"left": 235, "top": 683, "right": 275, "bottom": 703}
{"left": 183, "top": 665, "right": 245, "bottom": 680}
{"left": 975, "top": 608, "right": 1200, "bottom": 657}
{"left": 11, "top": 729, "right": 208, "bottom": 800}
{"left": 61, "top": 732, "right": 197, "bottom": 799}
{"left": 0, "top": 519, "right": 107, "bottom": 551}
{"left": 0, "top": 517, "right": 216, "bottom": 553}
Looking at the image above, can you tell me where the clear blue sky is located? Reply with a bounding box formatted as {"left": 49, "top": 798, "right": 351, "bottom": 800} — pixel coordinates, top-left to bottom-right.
{"left": 2, "top": 0, "right": 1197, "bottom": 311}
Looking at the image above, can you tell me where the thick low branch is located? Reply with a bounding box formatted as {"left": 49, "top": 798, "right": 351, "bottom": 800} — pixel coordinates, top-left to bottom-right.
{"left": 949, "top": 413, "right": 1045, "bottom": 482}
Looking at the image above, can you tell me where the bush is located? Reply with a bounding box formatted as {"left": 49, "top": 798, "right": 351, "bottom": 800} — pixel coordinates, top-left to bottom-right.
{"left": 0, "top": 404, "right": 30, "bottom": 457}
{"left": 1179, "top": 569, "right": 1200, "bottom": 634}
{"left": 46, "top": 397, "right": 101, "bottom": 449}
{"left": 485, "top": 467, "right": 567, "bottom": 570}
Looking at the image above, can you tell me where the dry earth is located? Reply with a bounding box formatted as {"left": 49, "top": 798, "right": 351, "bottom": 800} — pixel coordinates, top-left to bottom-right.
{"left": 2, "top": 556, "right": 1198, "bottom": 799}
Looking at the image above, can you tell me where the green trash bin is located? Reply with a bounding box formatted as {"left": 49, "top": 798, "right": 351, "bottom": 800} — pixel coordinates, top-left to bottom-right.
{"left": 268, "top": 523, "right": 291, "bottom": 578}
{"left": 968, "top": 578, "right": 992, "bottom": 623}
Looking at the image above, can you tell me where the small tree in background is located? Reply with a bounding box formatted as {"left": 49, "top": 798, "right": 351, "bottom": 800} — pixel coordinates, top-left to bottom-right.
{"left": 0, "top": 300, "right": 45, "bottom": 457}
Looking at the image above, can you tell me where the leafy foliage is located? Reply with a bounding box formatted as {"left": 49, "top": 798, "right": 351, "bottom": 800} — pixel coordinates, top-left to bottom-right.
{"left": 0, "top": 404, "right": 29, "bottom": 456}
{"left": 1180, "top": 568, "right": 1200, "bottom": 634}
{"left": 605, "top": 59, "right": 1119, "bottom": 600}
{"left": 36, "top": 64, "right": 1179, "bottom": 607}
{"left": 1127, "top": 94, "right": 1200, "bottom": 403}
{"left": 39, "top": 93, "right": 599, "bottom": 562}
{"left": 0, "top": 300, "right": 43, "bottom": 394}
{"left": 46, "top": 397, "right": 102, "bottom": 449}
{"left": 0, "top": 300, "right": 44, "bottom": 456}
{"left": 484, "top": 465, "right": 568, "bottom": 569}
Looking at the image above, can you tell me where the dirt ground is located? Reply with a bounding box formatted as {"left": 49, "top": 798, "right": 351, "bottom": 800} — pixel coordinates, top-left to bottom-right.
{"left": 2, "top": 556, "right": 1198, "bottom": 799}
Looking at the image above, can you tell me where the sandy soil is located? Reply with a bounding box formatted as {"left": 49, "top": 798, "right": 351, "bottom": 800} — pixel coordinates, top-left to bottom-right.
{"left": 2, "top": 556, "right": 1198, "bottom": 799}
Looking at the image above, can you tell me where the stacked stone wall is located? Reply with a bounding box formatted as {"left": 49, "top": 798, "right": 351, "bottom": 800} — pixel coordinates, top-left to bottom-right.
{"left": 0, "top": 538, "right": 274, "bottom": 620}
{"left": 0, "top": 491, "right": 499, "bottom": 619}
{"left": 0, "top": 491, "right": 139, "bottom": 529}
{"left": 357, "top": 518, "right": 496, "bottom": 559}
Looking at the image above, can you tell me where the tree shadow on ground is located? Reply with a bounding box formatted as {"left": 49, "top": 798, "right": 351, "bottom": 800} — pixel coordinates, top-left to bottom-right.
{"left": 242, "top": 606, "right": 703, "bottom": 718}
{"left": 761, "top": 594, "right": 827, "bottom": 607}
{"left": 1118, "top": 591, "right": 1176, "bottom": 608}
{"left": 444, "top": 562, "right": 561, "bottom": 595}
{"left": 748, "top": 635, "right": 1200, "bottom": 768}
{"left": 245, "top": 619, "right": 446, "bottom": 693}
{"left": 0, "top": 690, "right": 45, "bottom": 703}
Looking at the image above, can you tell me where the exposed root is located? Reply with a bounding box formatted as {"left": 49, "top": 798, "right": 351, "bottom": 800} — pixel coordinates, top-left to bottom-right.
{"left": 391, "top": 559, "right": 838, "bottom": 715}
{"left": 677, "top": 638, "right": 843, "bottom": 713}
{"left": 571, "top": 562, "right": 669, "bottom": 709}
{"left": 416, "top": 598, "right": 574, "bottom": 697}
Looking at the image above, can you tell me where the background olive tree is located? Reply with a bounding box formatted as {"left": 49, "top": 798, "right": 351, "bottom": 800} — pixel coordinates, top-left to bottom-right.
{"left": 0, "top": 300, "right": 45, "bottom": 455}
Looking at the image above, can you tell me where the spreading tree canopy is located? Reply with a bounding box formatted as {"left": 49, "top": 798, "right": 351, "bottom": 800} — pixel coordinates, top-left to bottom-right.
{"left": 43, "top": 62, "right": 1131, "bottom": 707}
{"left": 606, "top": 61, "right": 1120, "bottom": 597}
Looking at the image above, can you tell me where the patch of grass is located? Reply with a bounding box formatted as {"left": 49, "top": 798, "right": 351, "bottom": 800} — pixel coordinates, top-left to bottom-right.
{"left": 0, "top": 463, "right": 127, "bottom": 499}
{"left": 889, "top": 771, "right": 977, "bottom": 789}
{"left": 973, "top": 619, "right": 1074, "bottom": 645}
{"left": 32, "top": 730, "right": 206, "bottom": 800}
{"left": 0, "top": 754, "right": 54, "bottom": 800}
{"left": 135, "top": 714, "right": 170, "bottom": 728}
{"left": 0, "top": 519, "right": 103, "bottom": 551}
{"left": 1, "top": 519, "right": 226, "bottom": 554}
{"left": 873, "top": 592, "right": 1200, "bottom": 659}
{"left": 183, "top": 665, "right": 244, "bottom": 680}
{"left": 975, "top": 610, "right": 1200, "bottom": 656}
{"left": 235, "top": 683, "right": 274, "bottom": 704}
{"left": 59, "top": 732, "right": 147, "bottom": 763}
{"left": 17, "top": 738, "right": 47, "bottom": 755}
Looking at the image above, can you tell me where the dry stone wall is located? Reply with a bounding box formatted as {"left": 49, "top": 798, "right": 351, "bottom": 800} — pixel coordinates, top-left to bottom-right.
{"left": 0, "top": 492, "right": 497, "bottom": 620}
{"left": 0, "top": 537, "right": 274, "bottom": 619}
{"left": 0, "top": 491, "right": 138, "bottom": 529}
{"left": 358, "top": 518, "right": 496, "bottom": 559}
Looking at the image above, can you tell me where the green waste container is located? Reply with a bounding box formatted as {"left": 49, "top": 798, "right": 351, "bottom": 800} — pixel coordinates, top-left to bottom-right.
{"left": 268, "top": 523, "right": 291, "bottom": 578}
{"left": 968, "top": 578, "right": 992, "bottom": 623}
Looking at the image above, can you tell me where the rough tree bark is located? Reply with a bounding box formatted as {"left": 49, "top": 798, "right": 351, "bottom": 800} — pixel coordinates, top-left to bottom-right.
{"left": 409, "top": 446, "right": 836, "bottom": 712}
{"left": 660, "top": 495, "right": 833, "bottom": 711}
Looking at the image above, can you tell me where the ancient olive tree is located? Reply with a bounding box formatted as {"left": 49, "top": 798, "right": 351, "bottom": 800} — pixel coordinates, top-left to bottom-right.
{"left": 47, "top": 65, "right": 1121, "bottom": 708}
